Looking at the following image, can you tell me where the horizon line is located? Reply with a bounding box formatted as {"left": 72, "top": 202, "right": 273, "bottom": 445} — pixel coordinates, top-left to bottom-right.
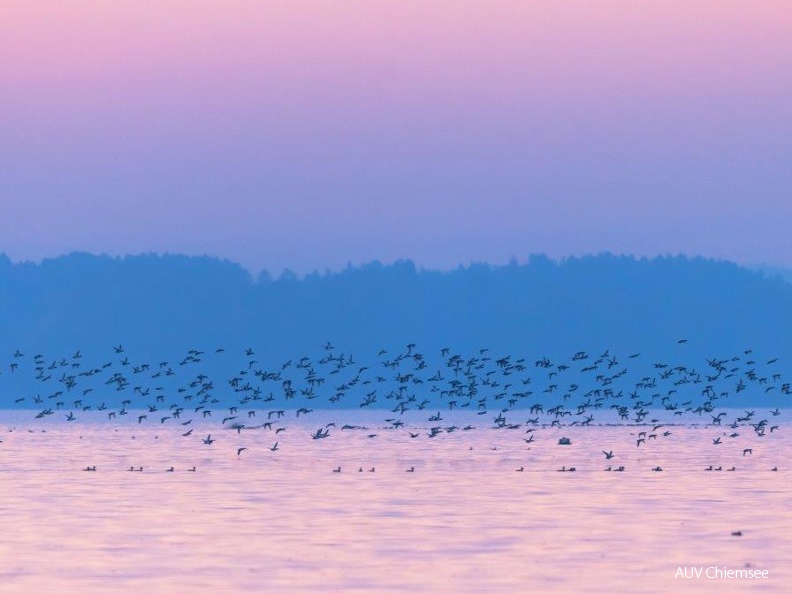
{"left": 3, "top": 249, "right": 790, "bottom": 281}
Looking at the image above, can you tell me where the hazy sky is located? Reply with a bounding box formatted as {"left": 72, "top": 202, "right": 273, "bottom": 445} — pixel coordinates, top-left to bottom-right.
{"left": 2, "top": 1, "right": 791, "bottom": 274}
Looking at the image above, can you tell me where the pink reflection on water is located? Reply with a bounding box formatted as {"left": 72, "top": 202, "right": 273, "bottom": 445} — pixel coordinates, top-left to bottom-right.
{"left": 0, "top": 414, "right": 789, "bottom": 592}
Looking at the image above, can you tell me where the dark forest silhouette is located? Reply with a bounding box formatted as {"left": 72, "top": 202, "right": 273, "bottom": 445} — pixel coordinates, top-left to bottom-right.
{"left": 1, "top": 252, "right": 790, "bottom": 407}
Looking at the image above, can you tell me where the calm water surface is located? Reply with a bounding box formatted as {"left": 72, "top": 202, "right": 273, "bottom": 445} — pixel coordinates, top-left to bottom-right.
{"left": 0, "top": 413, "right": 789, "bottom": 593}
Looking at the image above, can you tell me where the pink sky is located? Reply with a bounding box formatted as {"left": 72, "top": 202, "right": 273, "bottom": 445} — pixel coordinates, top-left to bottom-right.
{"left": 1, "top": 2, "right": 791, "bottom": 273}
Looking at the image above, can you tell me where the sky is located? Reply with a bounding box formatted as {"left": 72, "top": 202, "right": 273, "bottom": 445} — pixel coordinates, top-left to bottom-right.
{"left": 1, "top": 1, "right": 791, "bottom": 275}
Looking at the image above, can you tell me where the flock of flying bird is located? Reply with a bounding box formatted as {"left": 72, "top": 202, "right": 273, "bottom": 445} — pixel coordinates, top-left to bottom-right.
{"left": 0, "top": 340, "right": 788, "bottom": 473}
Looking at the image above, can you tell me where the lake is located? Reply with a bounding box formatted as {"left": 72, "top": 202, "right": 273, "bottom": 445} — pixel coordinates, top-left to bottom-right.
{"left": 0, "top": 412, "right": 788, "bottom": 592}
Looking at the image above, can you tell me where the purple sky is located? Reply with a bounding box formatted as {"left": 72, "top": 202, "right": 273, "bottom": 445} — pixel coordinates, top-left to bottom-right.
{"left": 2, "top": 2, "right": 791, "bottom": 274}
